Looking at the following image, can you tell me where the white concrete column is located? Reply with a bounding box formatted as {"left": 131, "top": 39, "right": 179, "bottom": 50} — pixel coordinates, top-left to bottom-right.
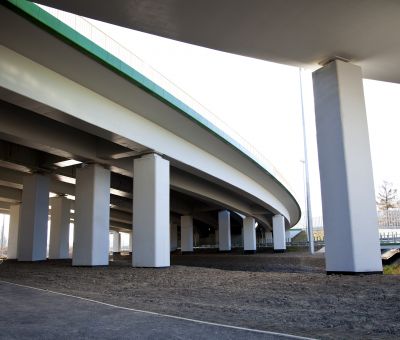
{"left": 49, "top": 196, "right": 71, "bottom": 259}
{"left": 7, "top": 204, "right": 21, "bottom": 259}
{"left": 273, "top": 214, "right": 286, "bottom": 252}
{"left": 133, "top": 154, "right": 170, "bottom": 267}
{"left": 265, "top": 231, "right": 273, "bottom": 244}
{"left": 285, "top": 230, "right": 292, "bottom": 244}
{"left": 243, "top": 216, "right": 256, "bottom": 253}
{"left": 313, "top": 60, "right": 382, "bottom": 273}
{"left": 181, "top": 215, "right": 193, "bottom": 253}
{"left": 218, "top": 210, "right": 231, "bottom": 252}
{"left": 170, "top": 223, "right": 178, "bottom": 251}
{"left": 18, "top": 174, "right": 50, "bottom": 261}
{"left": 73, "top": 164, "right": 110, "bottom": 266}
{"left": 112, "top": 231, "right": 121, "bottom": 254}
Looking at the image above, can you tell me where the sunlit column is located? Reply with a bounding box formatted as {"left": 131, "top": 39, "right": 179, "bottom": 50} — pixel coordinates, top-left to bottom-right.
{"left": 273, "top": 214, "right": 286, "bottom": 253}
{"left": 49, "top": 196, "right": 71, "bottom": 259}
{"left": 243, "top": 216, "right": 256, "bottom": 253}
{"left": 132, "top": 154, "right": 170, "bottom": 267}
{"left": 313, "top": 60, "right": 382, "bottom": 273}
{"left": 73, "top": 164, "right": 110, "bottom": 266}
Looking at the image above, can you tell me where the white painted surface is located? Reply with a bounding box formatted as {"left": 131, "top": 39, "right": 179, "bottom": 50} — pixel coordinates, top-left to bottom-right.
{"left": 7, "top": 204, "right": 21, "bottom": 259}
{"left": 170, "top": 223, "right": 178, "bottom": 251}
{"left": 313, "top": 60, "right": 382, "bottom": 272}
{"left": 73, "top": 164, "right": 110, "bottom": 266}
{"left": 49, "top": 196, "right": 71, "bottom": 259}
{"left": 243, "top": 217, "right": 256, "bottom": 251}
{"left": 0, "top": 46, "right": 296, "bottom": 226}
{"left": 218, "top": 210, "right": 231, "bottom": 251}
{"left": 18, "top": 174, "right": 50, "bottom": 261}
{"left": 180, "top": 215, "right": 193, "bottom": 252}
{"left": 112, "top": 231, "right": 121, "bottom": 253}
{"left": 133, "top": 154, "right": 170, "bottom": 267}
{"left": 272, "top": 215, "right": 286, "bottom": 251}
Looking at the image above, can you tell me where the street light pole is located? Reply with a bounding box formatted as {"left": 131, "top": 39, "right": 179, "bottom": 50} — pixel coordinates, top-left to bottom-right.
{"left": 299, "top": 68, "right": 315, "bottom": 255}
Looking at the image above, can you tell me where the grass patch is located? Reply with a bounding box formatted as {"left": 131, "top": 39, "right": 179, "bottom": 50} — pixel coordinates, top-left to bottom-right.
{"left": 384, "top": 263, "right": 400, "bottom": 275}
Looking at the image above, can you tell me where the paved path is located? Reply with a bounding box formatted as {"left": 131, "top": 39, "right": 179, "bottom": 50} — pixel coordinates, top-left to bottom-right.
{"left": 0, "top": 281, "right": 311, "bottom": 340}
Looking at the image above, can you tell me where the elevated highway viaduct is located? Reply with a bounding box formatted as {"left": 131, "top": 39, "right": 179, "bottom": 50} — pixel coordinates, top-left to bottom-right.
{"left": 0, "top": 1, "right": 300, "bottom": 267}
{"left": 27, "top": 0, "right": 398, "bottom": 273}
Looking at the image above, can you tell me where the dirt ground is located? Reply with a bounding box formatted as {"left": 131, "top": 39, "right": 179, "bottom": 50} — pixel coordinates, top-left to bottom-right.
{"left": 0, "top": 249, "right": 399, "bottom": 339}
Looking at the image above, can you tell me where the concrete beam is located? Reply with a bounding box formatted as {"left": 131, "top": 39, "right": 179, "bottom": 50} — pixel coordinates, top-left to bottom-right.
{"left": 0, "top": 185, "right": 21, "bottom": 202}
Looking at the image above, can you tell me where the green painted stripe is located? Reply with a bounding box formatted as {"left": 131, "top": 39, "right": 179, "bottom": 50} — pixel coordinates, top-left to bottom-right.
{"left": 4, "top": 0, "right": 301, "bottom": 224}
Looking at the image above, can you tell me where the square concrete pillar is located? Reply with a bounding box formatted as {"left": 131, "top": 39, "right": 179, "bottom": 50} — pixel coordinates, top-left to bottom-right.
{"left": 73, "top": 164, "right": 110, "bottom": 266}
{"left": 18, "top": 174, "right": 50, "bottom": 261}
{"left": 112, "top": 231, "right": 121, "bottom": 254}
{"left": 133, "top": 154, "right": 170, "bottom": 267}
{"left": 7, "top": 203, "right": 21, "bottom": 259}
{"left": 180, "top": 215, "right": 193, "bottom": 253}
{"left": 49, "top": 196, "right": 71, "bottom": 259}
{"left": 243, "top": 216, "right": 256, "bottom": 253}
{"left": 265, "top": 231, "right": 273, "bottom": 245}
{"left": 218, "top": 210, "right": 231, "bottom": 252}
{"left": 170, "top": 223, "right": 178, "bottom": 251}
{"left": 273, "top": 214, "right": 286, "bottom": 252}
{"left": 313, "top": 60, "right": 382, "bottom": 273}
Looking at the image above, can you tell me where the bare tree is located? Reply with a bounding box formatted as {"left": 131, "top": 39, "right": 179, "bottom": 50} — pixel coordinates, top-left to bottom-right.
{"left": 377, "top": 181, "right": 398, "bottom": 211}
{"left": 377, "top": 181, "right": 399, "bottom": 226}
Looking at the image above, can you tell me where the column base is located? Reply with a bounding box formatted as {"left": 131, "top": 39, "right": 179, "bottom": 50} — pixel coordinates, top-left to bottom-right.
{"left": 181, "top": 251, "right": 194, "bottom": 255}
{"left": 132, "top": 266, "right": 169, "bottom": 269}
{"left": 72, "top": 264, "right": 109, "bottom": 267}
{"left": 327, "top": 271, "right": 383, "bottom": 275}
{"left": 243, "top": 250, "right": 256, "bottom": 254}
{"left": 273, "top": 249, "right": 286, "bottom": 253}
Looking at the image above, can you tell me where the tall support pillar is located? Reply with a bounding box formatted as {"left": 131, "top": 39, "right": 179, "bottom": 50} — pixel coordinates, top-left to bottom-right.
{"left": 133, "top": 154, "right": 170, "bottom": 267}
{"left": 170, "top": 223, "right": 178, "bottom": 252}
{"left": 73, "top": 164, "right": 110, "bottom": 266}
{"left": 18, "top": 174, "right": 50, "bottom": 261}
{"left": 7, "top": 204, "right": 21, "bottom": 259}
{"left": 273, "top": 215, "right": 286, "bottom": 253}
{"left": 49, "top": 196, "right": 71, "bottom": 259}
{"left": 313, "top": 60, "right": 382, "bottom": 273}
{"left": 218, "top": 210, "right": 231, "bottom": 252}
{"left": 243, "top": 217, "right": 256, "bottom": 254}
{"left": 181, "top": 216, "right": 193, "bottom": 253}
{"left": 112, "top": 231, "right": 121, "bottom": 255}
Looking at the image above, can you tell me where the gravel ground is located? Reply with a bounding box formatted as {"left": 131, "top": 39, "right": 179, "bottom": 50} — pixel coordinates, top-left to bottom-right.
{"left": 0, "top": 250, "right": 399, "bottom": 339}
